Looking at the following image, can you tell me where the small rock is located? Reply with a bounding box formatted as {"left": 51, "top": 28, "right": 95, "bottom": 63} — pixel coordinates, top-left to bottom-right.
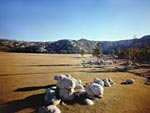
{"left": 103, "top": 78, "right": 111, "bottom": 87}
{"left": 52, "top": 99, "right": 61, "bottom": 105}
{"left": 126, "top": 79, "right": 135, "bottom": 84}
{"left": 84, "top": 99, "right": 94, "bottom": 105}
{"left": 47, "top": 105, "right": 61, "bottom": 113}
{"left": 108, "top": 78, "right": 116, "bottom": 85}
{"left": 38, "top": 105, "right": 61, "bottom": 113}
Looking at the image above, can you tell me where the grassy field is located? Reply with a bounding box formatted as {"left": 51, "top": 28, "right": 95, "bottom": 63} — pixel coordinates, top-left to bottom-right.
{"left": 0, "top": 52, "right": 150, "bottom": 113}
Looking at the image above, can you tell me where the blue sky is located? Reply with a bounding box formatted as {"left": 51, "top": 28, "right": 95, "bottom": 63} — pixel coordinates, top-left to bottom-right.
{"left": 0, "top": 0, "right": 150, "bottom": 41}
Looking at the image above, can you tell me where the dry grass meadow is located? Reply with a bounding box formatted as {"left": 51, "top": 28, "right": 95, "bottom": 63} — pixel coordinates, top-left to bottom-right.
{"left": 0, "top": 52, "right": 150, "bottom": 113}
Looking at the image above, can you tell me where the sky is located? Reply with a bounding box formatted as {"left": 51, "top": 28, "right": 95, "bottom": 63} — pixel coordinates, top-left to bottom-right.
{"left": 0, "top": 0, "right": 150, "bottom": 41}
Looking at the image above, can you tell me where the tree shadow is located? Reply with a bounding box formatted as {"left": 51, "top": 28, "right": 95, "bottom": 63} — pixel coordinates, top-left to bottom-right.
{"left": 1, "top": 93, "right": 45, "bottom": 113}
{"left": 0, "top": 72, "right": 51, "bottom": 76}
{"left": 14, "top": 84, "right": 56, "bottom": 92}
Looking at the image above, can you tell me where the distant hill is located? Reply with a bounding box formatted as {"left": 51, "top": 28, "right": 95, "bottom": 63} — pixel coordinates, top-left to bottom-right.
{"left": 0, "top": 35, "right": 150, "bottom": 54}
{"left": 78, "top": 39, "right": 97, "bottom": 53}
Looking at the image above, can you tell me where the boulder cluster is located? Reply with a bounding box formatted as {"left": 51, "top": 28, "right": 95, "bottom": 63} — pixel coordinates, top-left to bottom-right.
{"left": 38, "top": 74, "right": 116, "bottom": 113}
{"left": 82, "top": 60, "right": 114, "bottom": 68}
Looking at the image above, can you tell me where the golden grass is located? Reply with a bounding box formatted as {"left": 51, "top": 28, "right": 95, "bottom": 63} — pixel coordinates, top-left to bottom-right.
{"left": 0, "top": 52, "right": 150, "bottom": 113}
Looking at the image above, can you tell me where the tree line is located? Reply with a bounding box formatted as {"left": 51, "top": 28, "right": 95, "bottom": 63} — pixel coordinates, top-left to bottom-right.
{"left": 81, "top": 41, "right": 150, "bottom": 63}
{"left": 117, "top": 42, "right": 150, "bottom": 63}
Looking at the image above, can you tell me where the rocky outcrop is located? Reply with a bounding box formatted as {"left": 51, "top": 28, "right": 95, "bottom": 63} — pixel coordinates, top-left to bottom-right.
{"left": 47, "top": 39, "right": 82, "bottom": 53}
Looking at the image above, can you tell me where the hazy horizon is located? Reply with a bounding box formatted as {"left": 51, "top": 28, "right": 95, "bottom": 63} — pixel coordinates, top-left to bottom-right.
{"left": 0, "top": 0, "right": 150, "bottom": 41}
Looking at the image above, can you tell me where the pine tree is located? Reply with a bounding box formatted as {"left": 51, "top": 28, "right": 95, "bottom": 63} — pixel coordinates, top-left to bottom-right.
{"left": 92, "top": 44, "right": 103, "bottom": 60}
{"left": 80, "top": 49, "right": 85, "bottom": 57}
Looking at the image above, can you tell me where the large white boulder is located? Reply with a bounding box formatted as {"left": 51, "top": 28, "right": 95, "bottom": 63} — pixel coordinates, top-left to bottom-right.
{"left": 85, "top": 83, "right": 104, "bottom": 98}
{"left": 56, "top": 77, "right": 76, "bottom": 89}
{"left": 58, "top": 89, "right": 75, "bottom": 100}
{"left": 54, "top": 74, "right": 84, "bottom": 101}
{"left": 94, "top": 78, "right": 104, "bottom": 86}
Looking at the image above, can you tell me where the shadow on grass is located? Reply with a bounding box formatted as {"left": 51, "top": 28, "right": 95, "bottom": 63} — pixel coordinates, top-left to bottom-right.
{"left": 62, "top": 96, "right": 87, "bottom": 105}
{"left": 80, "top": 68, "right": 127, "bottom": 73}
{"left": 128, "top": 70, "right": 150, "bottom": 78}
{"left": 1, "top": 93, "right": 45, "bottom": 113}
{"left": 2, "top": 84, "right": 56, "bottom": 113}
{"left": 120, "top": 82, "right": 128, "bottom": 85}
{"left": 2, "top": 87, "right": 91, "bottom": 113}
{"left": 25, "top": 64, "right": 78, "bottom": 67}
{"left": 0, "top": 72, "right": 51, "bottom": 76}
{"left": 14, "top": 84, "right": 56, "bottom": 92}
{"left": 0, "top": 70, "right": 78, "bottom": 76}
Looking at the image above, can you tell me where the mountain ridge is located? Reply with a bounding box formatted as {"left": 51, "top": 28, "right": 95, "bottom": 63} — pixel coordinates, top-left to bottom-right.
{"left": 0, "top": 35, "right": 150, "bottom": 54}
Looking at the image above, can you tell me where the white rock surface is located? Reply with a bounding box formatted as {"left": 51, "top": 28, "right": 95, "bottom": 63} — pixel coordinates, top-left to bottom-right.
{"left": 94, "top": 78, "right": 104, "bottom": 86}
{"left": 103, "top": 78, "right": 111, "bottom": 87}
{"left": 85, "top": 83, "right": 104, "bottom": 98}
{"left": 108, "top": 78, "right": 116, "bottom": 85}
{"left": 84, "top": 99, "right": 94, "bottom": 105}
{"left": 59, "top": 89, "right": 75, "bottom": 100}
{"left": 56, "top": 76, "right": 76, "bottom": 89}
{"left": 54, "top": 74, "right": 65, "bottom": 81}
{"left": 51, "top": 86, "right": 57, "bottom": 90}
